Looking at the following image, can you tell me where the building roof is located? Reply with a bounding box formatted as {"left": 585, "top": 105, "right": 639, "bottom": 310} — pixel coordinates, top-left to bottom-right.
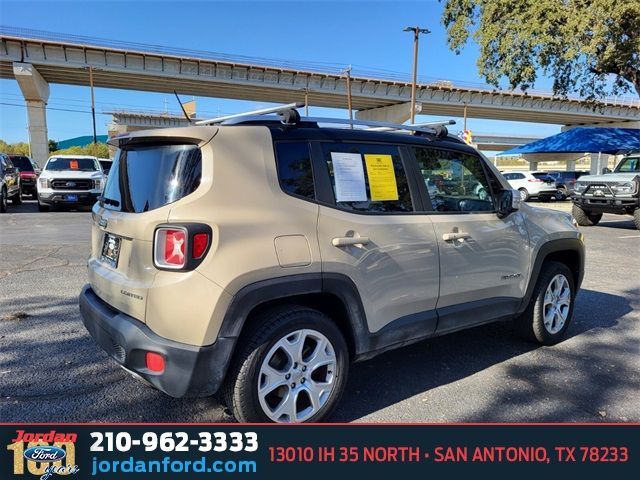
{"left": 499, "top": 128, "right": 640, "bottom": 156}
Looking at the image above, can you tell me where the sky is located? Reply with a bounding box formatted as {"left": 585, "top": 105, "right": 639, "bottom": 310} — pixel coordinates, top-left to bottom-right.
{"left": 0, "top": 0, "right": 565, "bottom": 148}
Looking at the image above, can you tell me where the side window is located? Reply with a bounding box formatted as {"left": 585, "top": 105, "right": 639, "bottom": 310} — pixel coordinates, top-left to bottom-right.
{"left": 321, "top": 142, "right": 413, "bottom": 213}
{"left": 275, "top": 141, "right": 315, "bottom": 200}
{"left": 503, "top": 173, "right": 514, "bottom": 180}
{"left": 412, "top": 147, "right": 495, "bottom": 213}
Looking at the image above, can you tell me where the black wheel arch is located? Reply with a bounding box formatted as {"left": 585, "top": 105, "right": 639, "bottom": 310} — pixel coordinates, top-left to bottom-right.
{"left": 219, "top": 273, "right": 368, "bottom": 360}
{"left": 517, "top": 237, "right": 585, "bottom": 314}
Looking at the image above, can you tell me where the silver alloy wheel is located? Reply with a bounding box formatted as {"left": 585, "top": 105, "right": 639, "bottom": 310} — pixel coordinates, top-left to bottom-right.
{"left": 257, "top": 329, "right": 337, "bottom": 423}
{"left": 519, "top": 189, "right": 528, "bottom": 201}
{"left": 543, "top": 274, "right": 571, "bottom": 334}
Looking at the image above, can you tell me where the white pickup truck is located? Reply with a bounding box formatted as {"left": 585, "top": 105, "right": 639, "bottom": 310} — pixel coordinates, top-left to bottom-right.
{"left": 37, "top": 155, "right": 105, "bottom": 212}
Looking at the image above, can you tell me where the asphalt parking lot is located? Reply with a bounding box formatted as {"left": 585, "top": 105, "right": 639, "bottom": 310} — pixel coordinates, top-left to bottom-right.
{"left": 1, "top": 200, "right": 638, "bottom": 423}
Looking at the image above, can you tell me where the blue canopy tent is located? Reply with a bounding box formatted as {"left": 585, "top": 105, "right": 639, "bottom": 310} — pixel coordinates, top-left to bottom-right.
{"left": 498, "top": 127, "right": 640, "bottom": 173}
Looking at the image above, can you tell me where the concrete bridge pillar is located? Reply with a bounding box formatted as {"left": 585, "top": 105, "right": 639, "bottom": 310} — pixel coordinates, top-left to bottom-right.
{"left": 356, "top": 102, "right": 421, "bottom": 124}
{"left": 13, "top": 63, "right": 50, "bottom": 167}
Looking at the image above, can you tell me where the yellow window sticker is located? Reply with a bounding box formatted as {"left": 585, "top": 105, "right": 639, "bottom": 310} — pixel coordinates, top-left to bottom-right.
{"left": 364, "top": 154, "right": 398, "bottom": 201}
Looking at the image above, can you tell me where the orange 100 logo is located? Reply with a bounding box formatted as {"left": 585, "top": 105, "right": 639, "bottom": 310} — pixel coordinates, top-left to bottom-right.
{"left": 6, "top": 430, "right": 80, "bottom": 480}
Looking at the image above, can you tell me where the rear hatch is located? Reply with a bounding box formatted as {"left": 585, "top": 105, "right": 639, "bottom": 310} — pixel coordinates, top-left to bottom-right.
{"left": 89, "top": 128, "right": 215, "bottom": 322}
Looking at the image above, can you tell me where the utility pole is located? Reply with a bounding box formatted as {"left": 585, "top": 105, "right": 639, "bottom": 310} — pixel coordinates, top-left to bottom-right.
{"left": 89, "top": 66, "right": 97, "bottom": 155}
{"left": 403, "top": 26, "right": 431, "bottom": 123}
{"left": 463, "top": 103, "right": 468, "bottom": 131}
{"left": 343, "top": 66, "right": 353, "bottom": 128}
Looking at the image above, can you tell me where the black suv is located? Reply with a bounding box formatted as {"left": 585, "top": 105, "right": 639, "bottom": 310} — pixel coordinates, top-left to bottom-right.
{"left": 0, "top": 153, "right": 22, "bottom": 213}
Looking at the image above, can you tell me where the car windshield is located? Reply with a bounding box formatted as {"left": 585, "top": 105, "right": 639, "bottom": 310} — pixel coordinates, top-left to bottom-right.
{"left": 45, "top": 157, "right": 99, "bottom": 172}
{"left": 8, "top": 156, "right": 35, "bottom": 172}
{"left": 615, "top": 157, "right": 640, "bottom": 173}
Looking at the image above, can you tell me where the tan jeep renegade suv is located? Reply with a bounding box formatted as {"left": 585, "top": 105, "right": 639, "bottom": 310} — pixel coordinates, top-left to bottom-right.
{"left": 80, "top": 108, "right": 584, "bottom": 423}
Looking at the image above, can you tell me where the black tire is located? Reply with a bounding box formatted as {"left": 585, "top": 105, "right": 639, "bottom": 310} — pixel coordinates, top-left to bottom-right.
{"left": 515, "top": 261, "right": 575, "bottom": 345}
{"left": 554, "top": 189, "right": 565, "bottom": 201}
{"left": 222, "top": 305, "right": 349, "bottom": 423}
{"left": 572, "top": 203, "right": 602, "bottom": 226}
{"left": 0, "top": 188, "right": 7, "bottom": 213}
{"left": 38, "top": 202, "right": 50, "bottom": 212}
{"left": 12, "top": 188, "right": 22, "bottom": 205}
{"left": 518, "top": 188, "right": 529, "bottom": 201}
{"left": 634, "top": 208, "right": 640, "bottom": 231}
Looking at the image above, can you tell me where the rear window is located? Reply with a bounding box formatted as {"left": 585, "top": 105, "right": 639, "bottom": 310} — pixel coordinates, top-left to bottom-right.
{"left": 101, "top": 144, "right": 201, "bottom": 213}
{"left": 8, "top": 156, "right": 35, "bottom": 172}
{"left": 46, "top": 157, "right": 98, "bottom": 171}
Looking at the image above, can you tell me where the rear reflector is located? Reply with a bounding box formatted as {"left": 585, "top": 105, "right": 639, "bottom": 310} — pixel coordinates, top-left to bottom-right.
{"left": 145, "top": 352, "right": 165, "bottom": 373}
{"left": 192, "top": 233, "right": 209, "bottom": 259}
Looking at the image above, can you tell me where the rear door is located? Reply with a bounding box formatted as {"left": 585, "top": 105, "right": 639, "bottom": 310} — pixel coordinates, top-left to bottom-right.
{"left": 90, "top": 140, "right": 206, "bottom": 322}
{"left": 409, "top": 146, "right": 530, "bottom": 334}
{"left": 314, "top": 141, "right": 439, "bottom": 336}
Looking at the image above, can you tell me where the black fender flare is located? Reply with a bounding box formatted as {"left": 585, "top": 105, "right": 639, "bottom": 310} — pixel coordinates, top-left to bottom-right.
{"left": 218, "top": 272, "right": 370, "bottom": 354}
{"left": 517, "top": 237, "right": 585, "bottom": 314}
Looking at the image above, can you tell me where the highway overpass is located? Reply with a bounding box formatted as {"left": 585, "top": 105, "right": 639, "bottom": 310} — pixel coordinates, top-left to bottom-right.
{"left": 1, "top": 26, "right": 639, "bottom": 164}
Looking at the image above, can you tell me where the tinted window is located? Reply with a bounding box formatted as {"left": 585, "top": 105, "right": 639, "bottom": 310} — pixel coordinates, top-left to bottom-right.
{"left": 413, "top": 147, "right": 494, "bottom": 212}
{"left": 46, "top": 157, "right": 99, "bottom": 171}
{"left": 102, "top": 144, "right": 201, "bottom": 213}
{"left": 616, "top": 157, "right": 640, "bottom": 172}
{"left": 8, "top": 156, "right": 34, "bottom": 172}
{"left": 275, "top": 142, "right": 314, "bottom": 199}
{"left": 321, "top": 142, "right": 413, "bottom": 213}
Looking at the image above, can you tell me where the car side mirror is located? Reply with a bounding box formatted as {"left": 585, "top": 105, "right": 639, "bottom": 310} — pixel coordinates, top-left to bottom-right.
{"left": 602, "top": 168, "right": 611, "bottom": 174}
{"left": 496, "top": 189, "right": 520, "bottom": 219}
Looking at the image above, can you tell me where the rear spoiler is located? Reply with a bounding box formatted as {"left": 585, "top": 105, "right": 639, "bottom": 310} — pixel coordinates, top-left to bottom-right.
{"left": 107, "top": 127, "right": 218, "bottom": 149}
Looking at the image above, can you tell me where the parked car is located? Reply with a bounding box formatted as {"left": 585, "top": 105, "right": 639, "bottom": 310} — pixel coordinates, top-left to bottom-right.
{"left": 545, "top": 171, "right": 588, "bottom": 198}
{"left": 502, "top": 171, "right": 559, "bottom": 201}
{"left": 98, "top": 158, "right": 113, "bottom": 175}
{"left": 531, "top": 171, "right": 565, "bottom": 200}
{"left": 572, "top": 153, "right": 640, "bottom": 229}
{"left": 0, "top": 153, "right": 22, "bottom": 213}
{"left": 8, "top": 154, "right": 40, "bottom": 199}
{"left": 79, "top": 108, "right": 584, "bottom": 423}
{"left": 37, "top": 155, "right": 105, "bottom": 212}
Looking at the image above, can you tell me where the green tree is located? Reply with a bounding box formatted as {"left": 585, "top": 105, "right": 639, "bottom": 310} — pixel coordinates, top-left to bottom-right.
{"left": 48, "top": 139, "right": 58, "bottom": 152}
{"left": 440, "top": 0, "right": 640, "bottom": 100}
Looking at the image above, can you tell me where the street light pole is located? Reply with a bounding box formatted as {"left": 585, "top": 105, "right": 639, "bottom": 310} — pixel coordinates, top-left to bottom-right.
{"left": 89, "top": 66, "right": 97, "bottom": 155}
{"left": 403, "top": 26, "right": 430, "bottom": 123}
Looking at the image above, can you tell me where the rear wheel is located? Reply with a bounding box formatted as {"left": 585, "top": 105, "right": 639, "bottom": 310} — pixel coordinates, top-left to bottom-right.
{"left": 222, "top": 305, "right": 349, "bottom": 423}
{"left": 515, "top": 261, "right": 575, "bottom": 345}
{"left": 572, "top": 204, "right": 602, "bottom": 226}
{"left": 554, "top": 189, "right": 565, "bottom": 201}
{"left": 634, "top": 208, "right": 640, "bottom": 230}
{"left": 518, "top": 188, "right": 529, "bottom": 201}
{"left": 0, "top": 188, "right": 7, "bottom": 213}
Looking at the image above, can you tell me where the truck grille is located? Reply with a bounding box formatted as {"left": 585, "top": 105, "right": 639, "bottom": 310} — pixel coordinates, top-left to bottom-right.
{"left": 51, "top": 179, "right": 93, "bottom": 190}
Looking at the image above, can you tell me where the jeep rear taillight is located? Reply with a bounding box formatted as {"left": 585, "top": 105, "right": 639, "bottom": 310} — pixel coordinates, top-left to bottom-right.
{"left": 153, "top": 224, "right": 212, "bottom": 271}
{"left": 154, "top": 227, "right": 187, "bottom": 269}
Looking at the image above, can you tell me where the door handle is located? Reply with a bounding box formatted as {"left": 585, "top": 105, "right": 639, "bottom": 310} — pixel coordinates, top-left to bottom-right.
{"left": 332, "top": 236, "right": 370, "bottom": 247}
{"left": 442, "top": 232, "right": 472, "bottom": 242}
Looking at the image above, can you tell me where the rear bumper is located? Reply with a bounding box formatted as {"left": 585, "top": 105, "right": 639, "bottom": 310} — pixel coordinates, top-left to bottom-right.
{"left": 39, "top": 191, "right": 100, "bottom": 206}
{"left": 79, "top": 285, "right": 235, "bottom": 398}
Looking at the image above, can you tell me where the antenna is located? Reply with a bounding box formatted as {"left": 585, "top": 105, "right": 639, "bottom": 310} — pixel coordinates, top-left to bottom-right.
{"left": 174, "top": 90, "right": 193, "bottom": 123}
{"left": 195, "top": 102, "right": 305, "bottom": 125}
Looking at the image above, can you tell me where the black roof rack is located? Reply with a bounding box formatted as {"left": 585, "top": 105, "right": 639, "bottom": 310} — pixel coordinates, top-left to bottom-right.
{"left": 196, "top": 102, "right": 456, "bottom": 138}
